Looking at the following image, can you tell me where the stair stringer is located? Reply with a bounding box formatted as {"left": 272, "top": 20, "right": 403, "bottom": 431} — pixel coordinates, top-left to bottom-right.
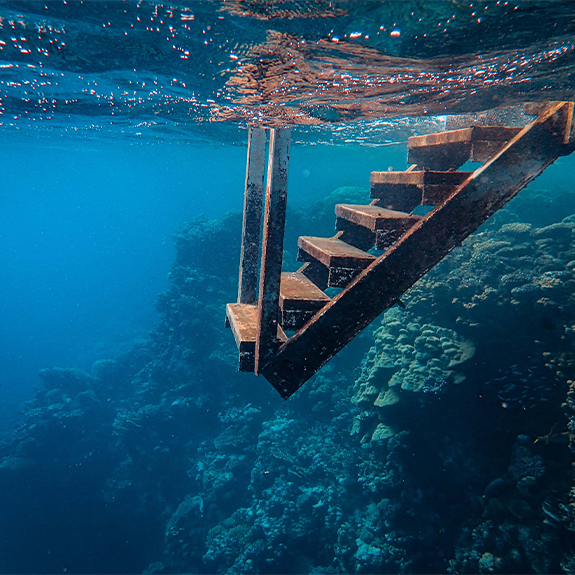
{"left": 261, "top": 101, "right": 574, "bottom": 399}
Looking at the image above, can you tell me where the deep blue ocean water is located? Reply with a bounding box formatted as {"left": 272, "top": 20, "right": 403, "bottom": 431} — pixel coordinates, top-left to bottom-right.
{"left": 1, "top": 2, "right": 575, "bottom": 574}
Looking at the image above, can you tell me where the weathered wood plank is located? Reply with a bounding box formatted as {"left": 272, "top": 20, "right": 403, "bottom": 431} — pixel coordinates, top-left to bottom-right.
{"left": 226, "top": 303, "right": 287, "bottom": 371}
{"left": 336, "top": 204, "right": 421, "bottom": 250}
{"left": 238, "top": 127, "right": 267, "bottom": 304}
{"left": 408, "top": 127, "right": 522, "bottom": 169}
{"left": 297, "top": 236, "right": 375, "bottom": 268}
{"left": 297, "top": 236, "right": 376, "bottom": 287}
{"left": 422, "top": 184, "right": 468, "bottom": 205}
{"left": 409, "top": 126, "right": 522, "bottom": 147}
{"left": 408, "top": 142, "right": 471, "bottom": 171}
{"left": 370, "top": 170, "right": 472, "bottom": 210}
{"left": 226, "top": 303, "right": 258, "bottom": 372}
{"left": 565, "top": 101, "right": 574, "bottom": 145}
{"left": 370, "top": 170, "right": 471, "bottom": 186}
{"left": 523, "top": 101, "right": 574, "bottom": 145}
{"left": 524, "top": 102, "right": 553, "bottom": 116}
{"left": 371, "top": 171, "right": 474, "bottom": 209}
{"left": 335, "top": 204, "right": 420, "bottom": 232}
{"left": 298, "top": 261, "right": 329, "bottom": 290}
{"left": 262, "top": 101, "right": 572, "bottom": 398}
{"left": 227, "top": 303, "right": 257, "bottom": 351}
{"left": 370, "top": 180, "right": 422, "bottom": 212}
{"left": 280, "top": 273, "right": 330, "bottom": 310}
{"left": 335, "top": 221, "right": 375, "bottom": 252}
{"left": 255, "top": 127, "right": 291, "bottom": 374}
{"left": 279, "top": 273, "right": 330, "bottom": 330}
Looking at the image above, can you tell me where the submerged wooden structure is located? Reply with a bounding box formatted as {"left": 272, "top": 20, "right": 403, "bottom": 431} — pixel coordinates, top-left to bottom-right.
{"left": 226, "top": 101, "right": 575, "bottom": 399}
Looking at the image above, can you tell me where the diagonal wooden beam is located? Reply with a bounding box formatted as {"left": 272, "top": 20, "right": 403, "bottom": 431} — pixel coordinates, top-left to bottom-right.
{"left": 255, "top": 127, "right": 291, "bottom": 374}
{"left": 237, "top": 127, "right": 267, "bottom": 305}
{"left": 261, "top": 101, "right": 573, "bottom": 398}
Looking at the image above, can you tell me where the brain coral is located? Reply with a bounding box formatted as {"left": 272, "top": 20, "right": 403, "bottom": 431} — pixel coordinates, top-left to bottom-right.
{"left": 353, "top": 309, "right": 475, "bottom": 409}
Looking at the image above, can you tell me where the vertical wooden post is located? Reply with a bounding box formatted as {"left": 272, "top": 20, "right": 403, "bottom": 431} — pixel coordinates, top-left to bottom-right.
{"left": 565, "top": 101, "right": 574, "bottom": 144}
{"left": 255, "top": 127, "right": 291, "bottom": 374}
{"left": 237, "top": 127, "right": 267, "bottom": 305}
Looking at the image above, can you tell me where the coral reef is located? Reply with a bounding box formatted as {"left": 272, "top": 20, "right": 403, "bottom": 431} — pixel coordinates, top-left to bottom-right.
{"left": 0, "top": 186, "right": 574, "bottom": 574}
{"left": 352, "top": 310, "right": 475, "bottom": 439}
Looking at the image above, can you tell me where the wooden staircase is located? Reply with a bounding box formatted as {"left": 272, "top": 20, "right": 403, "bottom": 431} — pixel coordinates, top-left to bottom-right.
{"left": 226, "top": 101, "right": 575, "bottom": 399}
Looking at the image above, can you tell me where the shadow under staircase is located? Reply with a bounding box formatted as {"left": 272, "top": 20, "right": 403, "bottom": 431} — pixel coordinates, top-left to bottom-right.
{"left": 226, "top": 101, "right": 575, "bottom": 399}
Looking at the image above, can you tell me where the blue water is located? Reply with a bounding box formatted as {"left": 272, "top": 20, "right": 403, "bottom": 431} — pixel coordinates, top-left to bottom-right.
{"left": 0, "top": 139, "right": 238, "bottom": 422}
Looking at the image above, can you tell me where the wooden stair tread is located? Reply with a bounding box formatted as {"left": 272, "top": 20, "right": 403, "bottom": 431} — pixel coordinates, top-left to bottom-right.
{"left": 226, "top": 303, "right": 286, "bottom": 371}
{"left": 407, "top": 126, "right": 524, "bottom": 170}
{"left": 370, "top": 170, "right": 472, "bottom": 186}
{"left": 279, "top": 272, "right": 330, "bottom": 330}
{"left": 298, "top": 236, "right": 375, "bottom": 268}
{"left": 280, "top": 272, "right": 330, "bottom": 308}
{"left": 335, "top": 204, "right": 422, "bottom": 251}
{"left": 226, "top": 302, "right": 287, "bottom": 347}
{"left": 226, "top": 303, "right": 257, "bottom": 351}
{"left": 335, "top": 204, "right": 421, "bottom": 231}
{"left": 408, "top": 126, "right": 522, "bottom": 149}
{"left": 370, "top": 170, "right": 473, "bottom": 210}
{"left": 297, "top": 236, "right": 376, "bottom": 288}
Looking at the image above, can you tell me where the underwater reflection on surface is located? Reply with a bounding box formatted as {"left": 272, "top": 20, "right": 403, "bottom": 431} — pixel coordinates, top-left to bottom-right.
{"left": 0, "top": 0, "right": 573, "bottom": 140}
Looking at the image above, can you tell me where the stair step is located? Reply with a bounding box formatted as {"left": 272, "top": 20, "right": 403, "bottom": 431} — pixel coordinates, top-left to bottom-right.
{"left": 408, "top": 126, "right": 522, "bottom": 170}
{"left": 297, "top": 236, "right": 375, "bottom": 288}
{"left": 335, "top": 204, "right": 422, "bottom": 250}
{"left": 298, "top": 261, "right": 330, "bottom": 291}
{"left": 225, "top": 303, "right": 286, "bottom": 372}
{"left": 298, "top": 236, "right": 376, "bottom": 268}
{"left": 370, "top": 170, "right": 473, "bottom": 210}
{"left": 279, "top": 272, "right": 330, "bottom": 330}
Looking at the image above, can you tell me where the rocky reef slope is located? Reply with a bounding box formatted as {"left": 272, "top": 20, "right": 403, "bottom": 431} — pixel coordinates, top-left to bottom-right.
{"left": 0, "top": 186, "right": 574, "bottom": 574}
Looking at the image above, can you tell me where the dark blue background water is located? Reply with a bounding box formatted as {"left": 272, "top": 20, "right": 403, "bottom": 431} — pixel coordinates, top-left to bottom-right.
{"left": 0, "top": 139, "right": 235, "bottom": 426}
